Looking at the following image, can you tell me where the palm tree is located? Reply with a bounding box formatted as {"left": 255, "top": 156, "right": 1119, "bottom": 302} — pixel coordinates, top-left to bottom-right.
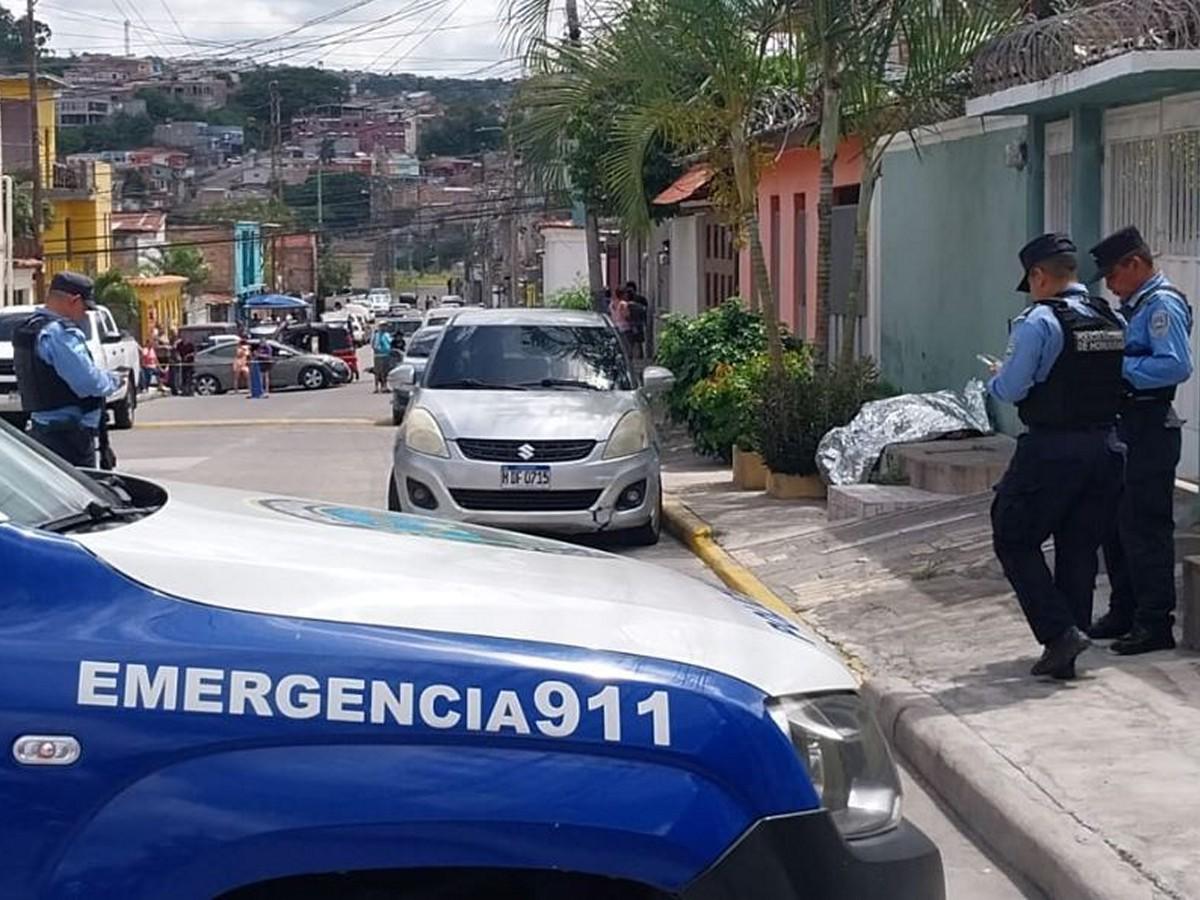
{"left": 518, "top": 0, "right": 800, "bottom": 367}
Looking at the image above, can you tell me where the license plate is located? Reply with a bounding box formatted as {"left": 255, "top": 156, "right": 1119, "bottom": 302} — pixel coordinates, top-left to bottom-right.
{"left": 500, "top": 465, "right": 551, "bottom": 489}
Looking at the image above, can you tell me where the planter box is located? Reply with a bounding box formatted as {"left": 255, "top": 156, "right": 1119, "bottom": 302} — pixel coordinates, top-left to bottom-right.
{"left": 766, "top": 470, "right": 827, "bottom": 500}
{"left": 732, "top": 447, "right": 768, "bottom": 491}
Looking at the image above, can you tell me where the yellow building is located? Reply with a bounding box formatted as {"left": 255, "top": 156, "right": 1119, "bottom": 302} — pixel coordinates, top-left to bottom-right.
{"left": 128, "top": 275, "right": 188, "bottom": 344}
{"left": 0, "top": 75, "right": 111, "bottom": 281}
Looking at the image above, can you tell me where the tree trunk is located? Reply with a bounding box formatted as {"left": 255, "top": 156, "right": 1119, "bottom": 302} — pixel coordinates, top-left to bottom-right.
{"left": 747, "top": 213, "right": 783, "bottom": 368}
{"left": 841, "top": 149, "right": 880, "bottom": 364}
{"left": 814, "top": 67, "right": 840, "bottom": 361}
{"left": 584, "top": 211, "right": 604, "bottom": 295}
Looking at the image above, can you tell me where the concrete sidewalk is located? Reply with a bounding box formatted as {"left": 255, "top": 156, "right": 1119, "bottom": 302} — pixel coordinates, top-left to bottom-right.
{"left": 660, "top": 438, "right": 1200, "bottom": 900}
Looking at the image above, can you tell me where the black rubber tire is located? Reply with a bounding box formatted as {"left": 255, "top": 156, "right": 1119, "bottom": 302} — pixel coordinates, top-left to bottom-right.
{"left": 299, "top": 366, "right": 328, "bottom": 391}
{"left": 387, "top": 470, "right": 402, "bottom": 512}
{"left": 392, "top": 407, "right": 404, "bottom": 427}
{"left": 1, "top": 411, "right": 29, "bottom": 431}
{"left": 112, "top": 374, "right": 136, "bottom": 430}
{"left": 194, "top": 374, "right": 222, "bottom": 396}
{"left": 622, "top": 494, "right": 662, "bottom": 547}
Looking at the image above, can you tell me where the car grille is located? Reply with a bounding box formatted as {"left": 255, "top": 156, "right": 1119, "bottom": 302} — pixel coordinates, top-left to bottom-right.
{"left": 450, "top": 489, "right": 602, "bottom": 512}
{"left": 456, "top": 438, "right": 597, "bottom": 463}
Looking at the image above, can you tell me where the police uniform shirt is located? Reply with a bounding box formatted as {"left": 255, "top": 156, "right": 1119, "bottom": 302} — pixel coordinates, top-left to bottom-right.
{"left": 1120, "top": 272, "right": 1193, "bottom": 392}
{"left": 32, "top": 318, "right": 120, "bottom": 430}
{"left": 987, "top": 285, "right": 1118, "bottom": 404}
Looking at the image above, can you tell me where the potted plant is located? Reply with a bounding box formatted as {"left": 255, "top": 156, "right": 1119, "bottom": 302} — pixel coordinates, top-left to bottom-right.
{"left": 758, "top": 360, "right": 880, "bottom": 500}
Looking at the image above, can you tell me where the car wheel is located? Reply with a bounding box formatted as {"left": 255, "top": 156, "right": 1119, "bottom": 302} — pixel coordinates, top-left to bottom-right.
{"left": 622, "top": 491, "right": 662, "bottom": 547}
{"left": 387, "top": 469, "right": 402, "bottom": 512}
{"left": 112, "top": 373, "right": 136, "bottom": 430}
{"left": 300, "top": 366, "right": 328, "bottom": 390}
{"left": 194, "top": 374, "right": 222, "bottom": 396}
{"left": 392, "top": 407, "right": 404, "bottom": 427}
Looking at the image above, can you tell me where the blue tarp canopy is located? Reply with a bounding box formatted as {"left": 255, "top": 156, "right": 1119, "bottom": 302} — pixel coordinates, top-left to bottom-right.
{"left": 244, "top": 293, "right": 308, "bottom": 310}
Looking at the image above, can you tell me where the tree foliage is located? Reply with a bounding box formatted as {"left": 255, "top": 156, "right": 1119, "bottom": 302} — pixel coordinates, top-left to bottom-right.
{"left": 284, "top": 172, "right": 370, "bottom": 230}
{"left": 146, "top": 246, "right": 211, "bottom": 298}
{"left": 317, "top": 246, "right": 351, "bottom": 299}
{"left": 12, "top": 180, "right": 51, "bottom": 238}
{"left": 0, "top": 7, "right": 50, "bottom": 65}
{"left": 57, "top": 114, "right": 155, "bottom": 155}
{"left": 94, "top": 270, "right": 140, "bottom": 334}
{"left": 417, "top": 105, "right": 504, "bottom": 158}
{"left": 232, "top": 67, "right": 347, "bottom": 147}
{"left": 196, "top": 197, "right": 295, "bottom": 227}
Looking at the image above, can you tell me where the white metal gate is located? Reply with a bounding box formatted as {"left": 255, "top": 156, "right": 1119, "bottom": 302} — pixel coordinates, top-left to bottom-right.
{"left": 1044, "top": 119, "right": 1073, "bottom": 234}
{"left": 1105, "top": 94, "right": 1200, "bottom": 481}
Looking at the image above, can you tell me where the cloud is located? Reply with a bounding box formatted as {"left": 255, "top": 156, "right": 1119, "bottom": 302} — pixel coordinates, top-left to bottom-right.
{"left": 40, "top": 0, "right": 519, "bottom": 78}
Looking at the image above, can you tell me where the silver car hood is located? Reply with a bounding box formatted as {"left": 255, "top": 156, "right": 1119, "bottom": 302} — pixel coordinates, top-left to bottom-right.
{"left": 417, "top": 389, "right": 636, "bottom": 441}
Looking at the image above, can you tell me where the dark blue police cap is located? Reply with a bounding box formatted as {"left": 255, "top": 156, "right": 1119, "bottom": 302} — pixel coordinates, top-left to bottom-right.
{"left": 1016, "top": 232, "right": 1076, "bottom": 293}
{"left": 49, "top": 271, "right": 96, "bottom": 308}
{"left": 1089, "top": 226, "right": 1151, "bottom": 276}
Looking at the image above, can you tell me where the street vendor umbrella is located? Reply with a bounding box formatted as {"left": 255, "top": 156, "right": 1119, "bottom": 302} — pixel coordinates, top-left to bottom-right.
{"left": 244, "top": 293, "right": 308, "bottom": 310}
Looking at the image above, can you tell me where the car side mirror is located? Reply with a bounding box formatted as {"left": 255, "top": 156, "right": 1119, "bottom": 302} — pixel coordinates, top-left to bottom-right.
{"left": 641, "top": 365, "right": 675, "bottom": 395}
{"left": 388, "top": 364, "right": 416, "bottom": 390}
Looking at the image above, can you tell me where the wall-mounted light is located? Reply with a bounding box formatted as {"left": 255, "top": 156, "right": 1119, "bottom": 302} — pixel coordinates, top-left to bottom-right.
{"left": 1005, "top": 141, "right": 1028, "bottom": 171}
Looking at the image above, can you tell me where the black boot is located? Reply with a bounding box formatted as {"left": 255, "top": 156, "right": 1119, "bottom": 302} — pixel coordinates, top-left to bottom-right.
{"left": 1031, "top": 627, "right": 1091, "bottom": 677}
{"left": 1089, "top": 612, "right": 1133, "bottom": 641}
{"left": 1111, "top": 625, "right": 1175, "bottom": 656}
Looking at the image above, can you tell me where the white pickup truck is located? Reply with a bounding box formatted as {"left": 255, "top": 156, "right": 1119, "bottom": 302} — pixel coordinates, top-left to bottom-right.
{"left": 0, "top": 304, "right": 142, "bottom": 430}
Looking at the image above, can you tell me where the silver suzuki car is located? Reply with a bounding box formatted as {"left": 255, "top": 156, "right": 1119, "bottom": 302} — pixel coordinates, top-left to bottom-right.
{"left": 387, "top": 308, "right": 674, "bottom": 544}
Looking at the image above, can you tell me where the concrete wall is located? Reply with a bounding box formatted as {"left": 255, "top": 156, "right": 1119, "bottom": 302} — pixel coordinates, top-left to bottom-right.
{"left": 874, "top": 118, "right": 1028, "bottom": 432}
{"left": 542, "top": 227, "right": 589, "bottom": 297}
{"left": 669, "top": 215, "right": 702, "bottom": 317}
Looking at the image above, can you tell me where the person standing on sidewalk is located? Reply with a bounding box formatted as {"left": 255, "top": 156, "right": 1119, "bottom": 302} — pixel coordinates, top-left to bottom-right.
{"left": 1089, "top": 227, "right": 1194, "bottom": 655}
{"left": 372, "top": 325, "right": 393, "bottom": 393}
{"left": 987, "top": 234, "right": 1127, "bottom": 679}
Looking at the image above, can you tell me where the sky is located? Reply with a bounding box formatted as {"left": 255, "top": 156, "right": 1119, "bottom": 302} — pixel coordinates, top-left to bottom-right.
{"left": 32, "top": 0, "right": 525, "bottom": 79}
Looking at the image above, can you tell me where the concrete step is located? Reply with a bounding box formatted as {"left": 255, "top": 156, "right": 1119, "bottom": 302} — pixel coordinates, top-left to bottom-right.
{"left": 883, "top": 435, "right": 1016, "bottom": 495}
{"left": 827, "top": 484, "right": 958, "bottom": 522}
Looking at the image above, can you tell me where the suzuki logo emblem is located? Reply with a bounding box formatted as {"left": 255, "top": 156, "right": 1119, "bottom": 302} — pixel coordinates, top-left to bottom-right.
{"left": 517, "top": 443, "right": 536, "bottom": 461}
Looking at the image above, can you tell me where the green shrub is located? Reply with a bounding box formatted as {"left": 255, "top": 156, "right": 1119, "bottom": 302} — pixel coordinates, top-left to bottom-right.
{"left": 547, "top": 285, "right": 593, "bottom": 311}
{"left": 759, "top": 358, "right": 882, "bottom": 477}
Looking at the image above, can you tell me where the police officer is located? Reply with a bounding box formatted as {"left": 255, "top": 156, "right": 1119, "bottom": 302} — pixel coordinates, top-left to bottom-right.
{"left": 988, "top": 234, "right": 1127, "bottom": 679}
{"left": 13, "top": 272, "right": 119, "bottom": 468}
{"left": 1089, "top": 227, "right": 1194, "bottom": 655}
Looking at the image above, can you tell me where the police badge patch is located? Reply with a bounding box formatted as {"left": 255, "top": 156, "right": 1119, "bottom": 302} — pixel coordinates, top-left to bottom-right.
{"left": 1151, "top": 307, "right": 1170, "bottom": 337}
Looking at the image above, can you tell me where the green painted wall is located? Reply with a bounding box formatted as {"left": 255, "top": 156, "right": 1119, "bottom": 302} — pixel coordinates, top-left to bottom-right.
{"left": 877, "top": 125, "right": 1030, "bottom": 433}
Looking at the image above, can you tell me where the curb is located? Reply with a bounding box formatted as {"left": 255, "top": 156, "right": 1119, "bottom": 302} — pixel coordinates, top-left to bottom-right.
{"left": 662, "top": 493, "right": 1154, "bottom": 900}
{"left": 135, "top": 417, "right": 380, "bottom": 429}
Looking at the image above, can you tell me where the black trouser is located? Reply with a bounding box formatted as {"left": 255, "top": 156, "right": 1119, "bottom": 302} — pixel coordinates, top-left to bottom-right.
{"left": 992, "top": 428, "right": 1124, "bottom": 645}
{"left": 1101, "top": 402, "right": 1182, "bottom": 631}
{"left": 29, "top": 421, "right": 97, "bottom": 468}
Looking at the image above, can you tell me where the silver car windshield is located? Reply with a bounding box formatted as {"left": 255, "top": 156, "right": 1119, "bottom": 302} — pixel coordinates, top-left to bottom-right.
{"left": 426, "top": 324, "right": 633, "bottom": 391}
{"left": 0, "top": 420, "right": 117, "bottom": 527}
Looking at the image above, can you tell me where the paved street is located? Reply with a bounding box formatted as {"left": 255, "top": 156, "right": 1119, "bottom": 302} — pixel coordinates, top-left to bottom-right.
{"left": 110, "top": 362, "right": 1038, "bottom": 899}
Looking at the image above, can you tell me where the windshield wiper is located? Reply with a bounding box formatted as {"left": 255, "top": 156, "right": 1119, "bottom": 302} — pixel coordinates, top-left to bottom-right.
{"left": 38, "top": 500, "right": 156, "bottom": 535}
{"left": 524, "top": 378, "right": 605, "bottom": 391}
{"left": 431, "top": 378, "right": 528, "bottom": 391}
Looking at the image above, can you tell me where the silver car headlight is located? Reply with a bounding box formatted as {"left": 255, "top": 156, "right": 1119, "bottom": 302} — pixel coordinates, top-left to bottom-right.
{"left": 603, "top": 410, "right": 650, "bottom": 460}
{"left": 767, "top": 692, "right": 902, "bottom": 839}
{"left": 403, "top": 408, "right": 450, "bottom": 458}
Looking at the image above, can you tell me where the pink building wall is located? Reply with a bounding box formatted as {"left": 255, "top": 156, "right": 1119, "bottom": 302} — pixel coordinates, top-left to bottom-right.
{"left": 739, "top": 136, "right": 864, "bottom": 338}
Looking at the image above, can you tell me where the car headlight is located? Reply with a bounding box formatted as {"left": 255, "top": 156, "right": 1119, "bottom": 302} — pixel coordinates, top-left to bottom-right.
{"left": 767, "top": 692, "right": 902, "bottom": 839}
{"left": 603, "top": 410, "right": 650, "bottom": 460}
{"left": 403, "top": 407, "right": 449, "bottom": 458}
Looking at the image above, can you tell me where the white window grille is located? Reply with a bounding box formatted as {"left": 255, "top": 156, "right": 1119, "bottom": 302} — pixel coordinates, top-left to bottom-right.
{"left": 1106, "top": 138, "right": 1158, "bottom": 242}
{"left": 1045, "top": 152, "right": 1073, "bottom": 233}
{"left": 1164, "top": 130, "right": 1200, "bottom": 257}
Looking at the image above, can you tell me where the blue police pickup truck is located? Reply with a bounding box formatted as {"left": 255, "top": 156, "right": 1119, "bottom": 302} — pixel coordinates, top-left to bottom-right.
{"left": 0, "top": 419, "right": 944, "bottom": 899}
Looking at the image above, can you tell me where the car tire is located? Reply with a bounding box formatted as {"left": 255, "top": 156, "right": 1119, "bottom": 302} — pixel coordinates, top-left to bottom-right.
{"left": 0, "top": 411, "right": 28, "bottom": 431}
{"left": 112, "top": 373, "right": 136, "bottom": 430}
{"left": 300, "top": 366, "right": 328, "bottom": 390}
{"left": 193, "top": 374, "right": 222, "bottom": 396}
{"left": 392, "top": 407, "right": 403, "bottom": 427}
{"left": 623, "top": 492, "right": 662, "bottom": 547}
{"left": 387, "top": 470, "right": 402, "bottom": 512}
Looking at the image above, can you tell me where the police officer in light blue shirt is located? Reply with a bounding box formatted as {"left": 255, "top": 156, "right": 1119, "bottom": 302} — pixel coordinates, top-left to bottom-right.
{"left": 1088, "top": 226, "right": 1194, "bottom": 655}
{"left": 12, "top": 272, "right": 119, "bottom": 468}
{"left": 987, "top": 234, "right": 1127, "bottom": 680}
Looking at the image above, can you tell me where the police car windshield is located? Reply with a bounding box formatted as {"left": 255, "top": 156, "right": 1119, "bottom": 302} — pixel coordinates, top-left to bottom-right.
{"left": 0, "top": 419, "right": 119, "bottom": 528}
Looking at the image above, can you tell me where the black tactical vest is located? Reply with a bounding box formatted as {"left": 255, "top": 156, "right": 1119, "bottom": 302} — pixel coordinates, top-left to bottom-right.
{"left": 12, "top": 311, "right": 103, "bottom": 415}
{"left": 1017, "top": 294, "right": 1125, "bottom": 429}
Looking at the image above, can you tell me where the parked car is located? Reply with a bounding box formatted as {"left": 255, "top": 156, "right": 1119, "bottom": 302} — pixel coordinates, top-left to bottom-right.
{"left": 323, "top": 311, "right": 367, "bottom": 346}
{"left": 191, "top": 340, "right": 350, "bottom": 395}
{"left": 389, "top": 309, "right": 674, "bottom": 545}
{"left": 386, "top": 326, "right": 443, "bottom": 426}
{"left": 178, "top": 322, "right": 238, "bottom": 346}
{"left": 422, "top": 308, "right": 457, "bottom": 330}
{"left": 0, "top": 304, "right": 141, "bottom": 430}
{"left": 378, "top": 313, "right": 424, "bottom": 347}
{"left": 367, "top": 287, "right": 392, "bottom": 315}
{"left": 278, "top": 322, "right": 361, "bottom": 380}
{"left": 389, "top": 292, "right": 419, "bottom": 316}
{"left": 0, "top": 418, "right": 942, "bottom": 900}
{"left": 439, "top": 295, "right": 465, "bottom": 308}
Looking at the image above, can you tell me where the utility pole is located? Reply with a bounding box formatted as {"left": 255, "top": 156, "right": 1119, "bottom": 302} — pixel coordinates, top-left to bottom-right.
{"left": 26, "top": 0, "right": 44, "bottom": 300}
{"left": 124, "top": 19, "right": 131, "bottom": 57}
{"left": 507, "top": 130, "right": 519, "bottom": 307}
{"left": 316, "top": 158, "right": 323, "bottom": 230}
{"left": 268, "top": 80, "right": 282, "bottom": 202}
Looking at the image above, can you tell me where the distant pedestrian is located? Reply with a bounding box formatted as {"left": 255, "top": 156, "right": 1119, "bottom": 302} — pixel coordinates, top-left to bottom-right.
{"left": 232, "top": 341, "right": 251, "bottom": 394}
{"left": 625, "top": 281, "right": 649, "bottom": 359}
{"left": 174, "top": 332, "right": 196, "bottom": 396}
{"left": 253, "top": 341, "right": 273, "bottom": 396}
{"left": 1089, "top": 227, "right": 1194, "bottom": 655}
{"left": 987, "top": 234, "right": 1127, "bottom": 680}
{"left": 610, "top": 288, "right": 632, "bottom": 352}
{"left": 372, "top": 326, "right": 393, "bottom": 393}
